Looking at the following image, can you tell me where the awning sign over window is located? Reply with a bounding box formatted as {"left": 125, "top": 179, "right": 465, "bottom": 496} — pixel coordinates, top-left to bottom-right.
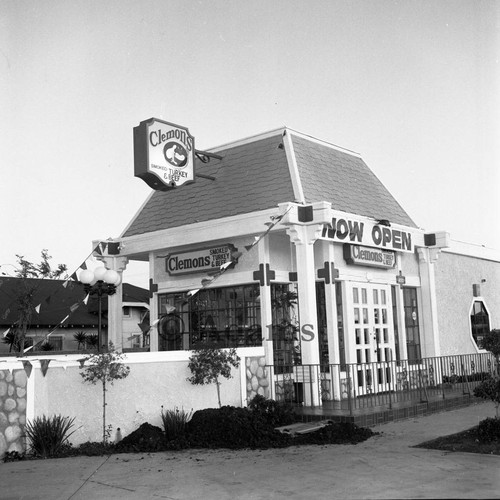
{"left": 166, "top": 244, "right": 237, "bottom": 275}
{"left": 343, "top": 244, "right": 396, "bottom": 269}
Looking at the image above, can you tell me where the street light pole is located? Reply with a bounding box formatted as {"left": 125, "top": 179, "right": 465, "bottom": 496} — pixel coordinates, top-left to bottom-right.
{"left": 79, "top": 267, "right": 120, "bottom": 352}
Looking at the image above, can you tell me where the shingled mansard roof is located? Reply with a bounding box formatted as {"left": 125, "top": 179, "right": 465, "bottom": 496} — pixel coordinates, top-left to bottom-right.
{"left": 122, "top": 128, "right": 416, "bottom": 238}
{"left": 0, "top": 278, "right": 149, "bottom": 328}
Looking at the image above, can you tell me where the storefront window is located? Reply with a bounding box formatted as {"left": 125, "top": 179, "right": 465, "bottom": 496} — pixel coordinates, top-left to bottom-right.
{"left": 158, "top": 284, "right": 261, "bottom": 350}
{"left": 315, "top": 282, "right": 329, "bottom": 368}
{"left": 271, "top": 283, "right": 300, "bottom": 372}
{"left": 470, "top": 300, "right": 490, "bottom": 349}
{"left": 391, "top": 286, "right": 401, "bottom": 362}
{"left": 403, "top": 288, "right": 421, "bottom": 364}
{"left": 336, "top": 282, "right": 346, "bottom": 368}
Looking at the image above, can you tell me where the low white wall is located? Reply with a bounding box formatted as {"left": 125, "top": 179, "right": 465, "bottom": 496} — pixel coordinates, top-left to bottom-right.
{"left": 23, "top": 347, "right": 263, "bottom": 445}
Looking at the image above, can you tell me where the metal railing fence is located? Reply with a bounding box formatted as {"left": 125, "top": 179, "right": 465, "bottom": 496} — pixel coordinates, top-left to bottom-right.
{"left": 266, "top": 352, "right": 496, "bottom": 413}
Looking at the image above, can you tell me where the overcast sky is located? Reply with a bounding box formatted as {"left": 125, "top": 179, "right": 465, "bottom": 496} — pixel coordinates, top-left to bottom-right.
{"left": 1, "top": 0, "right": 499, "bottom": 287}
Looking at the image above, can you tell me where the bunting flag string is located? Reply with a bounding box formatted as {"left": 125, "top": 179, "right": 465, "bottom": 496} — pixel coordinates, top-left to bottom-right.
{"left": 186, "top": 206, "right": 292, "bottom": 298}
{"left": 18, "top": 241, "right": 106, "bottom": 354}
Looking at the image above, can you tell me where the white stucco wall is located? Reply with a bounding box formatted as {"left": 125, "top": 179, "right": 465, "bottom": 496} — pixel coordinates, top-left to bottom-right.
{"left": 434, "top": 247, "right": 500, "bottom": 355}
{"left": 27, "top": 348, "right": 259, "bottom": 445}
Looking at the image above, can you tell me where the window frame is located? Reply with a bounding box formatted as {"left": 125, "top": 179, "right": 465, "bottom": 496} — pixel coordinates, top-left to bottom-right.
{"left": 469, "top": 298, "right": 491, "bottom": 351}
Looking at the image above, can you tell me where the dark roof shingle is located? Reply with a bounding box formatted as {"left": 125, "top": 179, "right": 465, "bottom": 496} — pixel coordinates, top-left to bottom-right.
{"left": 122, "top": 128, "right": 417, "bottom": 237}
{"left": 122, "top": 132, "right": 295, "bottom": 237}
{"left": 292, "top": 134, "right": 416, "bottom": 227}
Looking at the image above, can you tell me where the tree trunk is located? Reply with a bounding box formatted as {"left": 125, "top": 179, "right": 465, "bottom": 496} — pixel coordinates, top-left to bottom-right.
{"left": 103, "top": 380, "right": 107, "bottom": 444}
{"left": 216, "top": 379, "right": 221, "bottom": 408}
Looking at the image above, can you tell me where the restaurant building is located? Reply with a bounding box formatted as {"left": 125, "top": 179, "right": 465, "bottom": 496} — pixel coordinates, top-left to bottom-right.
{"left": 99, "top": 123, "right": 499, "bottom": 406}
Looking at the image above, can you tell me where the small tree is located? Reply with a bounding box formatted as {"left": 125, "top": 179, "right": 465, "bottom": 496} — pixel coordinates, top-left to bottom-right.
{"left": 80, "top": 343, "right": 130, "bottom": 443}
{"left": 9, "top": 250, "right": 67, "bottom": 353}
{"left": 187, "top": 346, "right": 240, "bottom": 408}
{"left": 474, "top": 330, "right": 500, "bottom": 418}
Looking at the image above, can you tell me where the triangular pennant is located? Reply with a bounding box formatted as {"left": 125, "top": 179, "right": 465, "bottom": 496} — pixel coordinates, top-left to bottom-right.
{"left": 186, "top": 289, "right": 200, "bottom": 297}
{"left": 78, "top": 358, "right": 86, "bottom": 368}
{"left": 62, "top": 280, "right": 69, "bottom": 288}
{"left": 60, "top": 314, "right": 70, "bottom": 325}
{"left": 2, "top": 328, "right": 10, "bottom": 338}
{"left": 40, "top": 359, "right": 51, "bottom": 376}
{"left": 70, "top": 271, "right": 78, "bottom": 282}
{"left": 100, "top": 242, "right": 108, "bottom": 253}
{"left": 44, "top": 295, "right": 52, "bottom": 306}
{"left": 80, "top": 261, "right": 88, "bottom": 271}
{"left": 22, "top": 360, "right": 33, "bottom": 378}
{"left": 138, "top": 321, "right": 150, "bottom": 334}
{"left": 83, "top": 294, "right": 90, "bottom": 305}
{"left": 24, "top": 345, "right": 34, "bottom": 353}
{"left": 94, "top": 243, "right": 103, "bottom": 256}
{"left": 244, "top": 245, "right": 254, "bottom": 251}
{"left": 35, "top": 304, "right": 41, "bottom": 314}
{"left": 201, "top": 278, "right": 213, "bottom": 287}
{"left": 69, "top": 302, "right": 80, "bottom": 313}
{"left": 151, "top": 318, "right": 160, "bottom": 327}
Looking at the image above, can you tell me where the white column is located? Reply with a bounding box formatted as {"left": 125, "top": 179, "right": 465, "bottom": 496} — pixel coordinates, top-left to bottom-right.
{"left": 417, "top": 247, "right": 441, "bottom": 358}
{"left": 257, "top": 238, "right": 274, "bottom": 368}
{"left": 287, "top": 223, "right": 323, "bottom": 406}
{"left": 148, "top": 252, "right": 159, "bottom": 352}
{"left": 99, "top": 256, "right": 129, "bottom": 352}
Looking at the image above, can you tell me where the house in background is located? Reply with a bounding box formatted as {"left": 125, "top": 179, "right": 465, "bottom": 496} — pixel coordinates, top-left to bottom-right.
{"left": 0, "top": 277, "right": 149, "bottom": 353}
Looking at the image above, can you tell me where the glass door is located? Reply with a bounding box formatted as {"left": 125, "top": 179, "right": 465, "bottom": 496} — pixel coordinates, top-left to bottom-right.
{"left": 348, "top": 282, "right": 395, "bottom": 395}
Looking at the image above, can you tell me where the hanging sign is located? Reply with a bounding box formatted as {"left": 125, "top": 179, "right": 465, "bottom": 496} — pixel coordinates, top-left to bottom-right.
{"left": 343, "top": 244, "right": 396, "bottom": 269}
{"left": 134, "top": 118, "right": 195, "bottom": 190}
{"left": 166, "top": 244, "right": 238, "bottom": 276}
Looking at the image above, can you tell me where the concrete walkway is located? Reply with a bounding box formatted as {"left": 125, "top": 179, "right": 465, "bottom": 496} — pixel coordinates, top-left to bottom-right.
{"left": 0, "top": 402, "right": 498, "bottom": 500}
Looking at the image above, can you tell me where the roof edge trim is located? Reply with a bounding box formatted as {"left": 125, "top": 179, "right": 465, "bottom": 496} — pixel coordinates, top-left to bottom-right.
{"left": 283, "top": 130, "right": 305, "bottom": 203}
{"left": 287, "top": 128, "right": 362, "bottom": 158}
{"left": 207, "top": 127, "right": 286, "bottom": 153}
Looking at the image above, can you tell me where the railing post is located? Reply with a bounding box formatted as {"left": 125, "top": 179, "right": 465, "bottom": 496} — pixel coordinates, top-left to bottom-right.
{"left": 347, "top": 364, "right": 353, "bottom": 417}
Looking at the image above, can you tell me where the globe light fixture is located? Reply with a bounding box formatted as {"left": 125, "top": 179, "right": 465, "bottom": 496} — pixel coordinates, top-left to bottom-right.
{"left": 79, "top": 266, "right": 120, "bottom": 351}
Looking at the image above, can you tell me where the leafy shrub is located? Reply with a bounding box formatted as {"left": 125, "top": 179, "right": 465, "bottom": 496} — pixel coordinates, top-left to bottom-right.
{"left": 477, "top": 417, "right": 500, "bottom": 442}
{"left": 76, "top": 441, "right": 115, "bottom": 456}
{"left": 186, "top": 406, "right": 291, "bottom": 449}
{"left": 247, "top": 394, "right": 296, "bottom": 427}
{"left": 25, "top": 415, "right": 76, "bottom": 458}
{"left": 161, "top": 407, "right": 193, "bottom": 442}
{"left": 473, "top": 376, "right": 500, "bottom": 418}
{"left": 2, "top": 451, "right": 26, "bottom": 462}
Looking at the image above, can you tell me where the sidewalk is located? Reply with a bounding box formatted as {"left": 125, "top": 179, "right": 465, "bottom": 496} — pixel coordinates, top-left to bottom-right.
{"left": 0, "top": 401, "right": 498, "bottom": 500}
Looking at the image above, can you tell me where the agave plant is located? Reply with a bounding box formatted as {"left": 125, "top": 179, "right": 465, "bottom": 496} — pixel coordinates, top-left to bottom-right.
{"left": 73, "top": 331, "right": 88, "bottom": 350}
{"left": 86, "top": 334, "right": 99, "bottom": 349}
{"left": 39, "top": 341, "right": 55, "bottom": 351}
{"left": 24, "top": 415, "right": 76, "bottom": 458}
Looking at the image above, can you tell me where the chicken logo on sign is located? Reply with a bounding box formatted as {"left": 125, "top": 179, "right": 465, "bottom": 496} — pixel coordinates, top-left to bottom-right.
{"left": 134, "top": 118, "right": 195, "bottom": 190}
{"left": 164, "top": 142, "right": 188, "bottom": 167}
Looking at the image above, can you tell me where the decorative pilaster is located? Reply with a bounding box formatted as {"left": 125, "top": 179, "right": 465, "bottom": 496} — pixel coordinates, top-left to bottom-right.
{"left": 416, "top": 247, "right": 441, "bottom": 358}
{"left": 96, "top": 256, "right": 129, "bottom": 351}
